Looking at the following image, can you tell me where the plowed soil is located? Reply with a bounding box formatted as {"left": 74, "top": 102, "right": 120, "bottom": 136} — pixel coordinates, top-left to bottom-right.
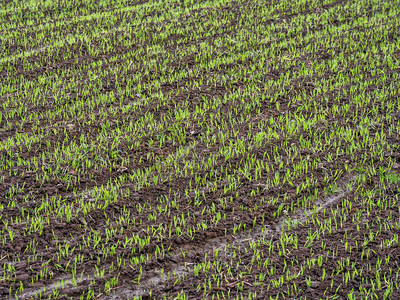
{"left": 1, "top": 0, "right": 400, "bottom": 299}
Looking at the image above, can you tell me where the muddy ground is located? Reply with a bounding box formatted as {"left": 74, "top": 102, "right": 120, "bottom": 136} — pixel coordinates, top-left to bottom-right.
{"left": 1, "top": 0, "right": 400, "bottom": 299}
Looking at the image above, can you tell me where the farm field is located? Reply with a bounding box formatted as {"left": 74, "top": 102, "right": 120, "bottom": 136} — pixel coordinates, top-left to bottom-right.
{"left": 1, "top": 0, "right": 400, "bottom": 299}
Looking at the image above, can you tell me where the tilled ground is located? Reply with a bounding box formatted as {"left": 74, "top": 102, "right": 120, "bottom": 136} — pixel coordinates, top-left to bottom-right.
{"left": 1, "top": 0, "right": 400, "bottom": 299}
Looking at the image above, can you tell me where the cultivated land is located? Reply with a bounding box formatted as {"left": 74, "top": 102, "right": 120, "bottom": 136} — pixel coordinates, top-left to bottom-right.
{"left": 1, "top": 0, "right": 400, "bottom": 299}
